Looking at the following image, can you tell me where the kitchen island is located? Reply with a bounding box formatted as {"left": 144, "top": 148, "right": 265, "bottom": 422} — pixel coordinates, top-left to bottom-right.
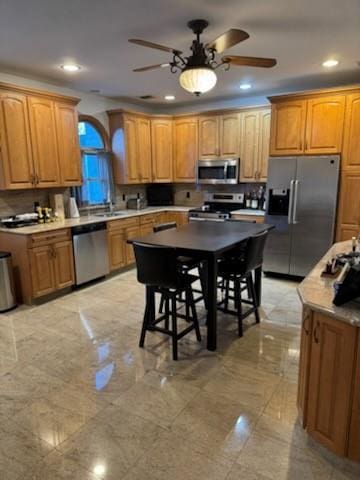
{"left": 297, "top": 240, "right": 360, "bottom": 462}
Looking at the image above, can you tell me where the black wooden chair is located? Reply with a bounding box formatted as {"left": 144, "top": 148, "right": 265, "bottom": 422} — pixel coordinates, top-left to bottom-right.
{"left": 153, "top": 222, "right": 205, "bottom": 309}
{"left": 133, "top": 241, "right": 201, "bottom": 360}
{"left": 217, "top": 230, "right": 268, "bottom": 337}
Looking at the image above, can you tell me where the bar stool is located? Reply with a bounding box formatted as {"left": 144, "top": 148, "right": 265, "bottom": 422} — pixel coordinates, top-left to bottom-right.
{"left": 153, "top": 222, "right": 205, "bottom": 309}
{"left": 217, "top": 231, "right": 268, "bottom": 337}
{"left": 133, "top": 242, "right": 201, "bottom": 360}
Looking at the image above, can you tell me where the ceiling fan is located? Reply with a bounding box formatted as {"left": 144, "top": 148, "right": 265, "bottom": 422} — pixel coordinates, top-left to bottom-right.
{"left": 129, "top": 19, "right": 277, "bottom": 96}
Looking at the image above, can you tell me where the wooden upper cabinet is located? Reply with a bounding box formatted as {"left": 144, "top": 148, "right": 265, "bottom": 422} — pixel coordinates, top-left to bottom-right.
{"left": 240, "top": 111, "right": 259, "bottom": 181}
{"left": 258, "top": 109, "right": 271, "bottom": 181}
{"left": 270, "top": 100, "right": 307, "bottom": 155}
{"left": 342, "top": 92, "right": 360, "bottom": 170}
{"left": 307, "top": 312, "right": 356, "bottom": 456}
{"left": 151, "top": 118, "right": 173, "bottom": 182}
{"left": 336, "top": 171, "right": 360, "bottom": 241}
{"left": 199, "top": 116, "right": 219, "bottom": 159}
{"left": 173, "top": 117, "right": 198, "bottom": 182}
{"left": 0, "top": 91, "right": 35, "bottom": 189}
{"left": 27, "top": 96, "right": 60, "bottom": 187}
{"left": 55, "top": 103, "right": 81, "bottom": 186}
{"left": 219, "top": 113, "right": 240, "bottom": 157}
{"left": 123, "top": 115, "right": 139, "bottom": 183}
{"left": 305, "top": 95, "right": 345, "bottom": 154}
{"left": 136, "top": 116, "right": 152, "bottom": 183}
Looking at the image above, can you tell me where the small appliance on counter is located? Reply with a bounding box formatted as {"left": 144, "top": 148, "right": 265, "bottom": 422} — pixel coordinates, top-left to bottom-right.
{"left": 1, "top": 213, "right": 39, "bottom": 229}
{"left": 126, "top": 194, "right": 146, "bottom": 210}
{"left": 50, "top": 193, "right": 65, "bottom": 220}
{"left": 189, "top": 192, "right": 245, "bottom": 221}
{"left": 146, "top": 184, "right": 174, "bottom": 206}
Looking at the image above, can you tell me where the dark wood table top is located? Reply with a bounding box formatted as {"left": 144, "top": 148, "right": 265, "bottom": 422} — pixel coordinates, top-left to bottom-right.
{"left": 130, "top": 220, "right": 274, "bottom": 255}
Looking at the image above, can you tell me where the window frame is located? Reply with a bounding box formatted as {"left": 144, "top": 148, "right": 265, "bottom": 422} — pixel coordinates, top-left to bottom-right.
{"left": 76, "top": 115, "right": 113, "bottom": 209}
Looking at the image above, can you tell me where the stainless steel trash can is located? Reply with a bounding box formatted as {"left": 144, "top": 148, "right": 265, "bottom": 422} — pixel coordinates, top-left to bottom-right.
{"left": 0, "top": 252, "right": 17, "bottom": 312}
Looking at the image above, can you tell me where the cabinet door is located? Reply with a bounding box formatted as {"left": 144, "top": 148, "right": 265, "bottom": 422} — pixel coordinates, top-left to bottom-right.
{"left": 0, "top": 92, "right": 35, "bottom": 189}
{"left": 220, "top": 113, "right": 240, "bottom": 157}
{"left": 151, "top": 119, "right": 173, "bottom": 182}
{"left": 27, "top": 96, "right": 60, "bottom": 187}
{"left": 297, "top": 309, "right": 313, "bottom": 428}
{"left": 342, "top": 92, "right": 360, "bottom": 170}
{"left": 348, "top": 334, "right": 360, "bottom": 462}
{"left": 140, "top": 223, "right": 154, "bottom": 236}
{"left": 108, "top": 228, "right": 126, "bottom": 270}
{"left": 173, "top": 117, "right": 198, "bottom": 182}
{"left": 257, "top": 109, "right": 271, "bottom": 182}
{"left": 307, "top": 313, "right": 356, "bottom": 455}
{"left": 136, "top": 117, "right": 152, "bottom": 183}
{"left": 173, "top": 211, "right": 188, "bottom": 227}
{"left": 55, "top": 103, "right": 81, "bottom": 186}
{"left": 124, "top": 115, "right": 139, "bottom": 183}
{"left": 53, "top": 240, "right": 75, "bottom": 289}
{"left": 305, "top": 95, "right": 345, "bottom": 154}
{"left": 29, "top": 246, "right": 56, "bottom": 297}
{"left": 336, "top": 172, "right": 360, "bottom": 241}
{"left": 270, "top": 100, "right": 306, "bottom": 155}
{"left": 240, "top": 111, "right": 259, "bottom": 182}
{"left": 125, "top": 226, "right": 141, "bottom": 265}
{"left": 199, "top": 116, "right": 219, "bottom": 159}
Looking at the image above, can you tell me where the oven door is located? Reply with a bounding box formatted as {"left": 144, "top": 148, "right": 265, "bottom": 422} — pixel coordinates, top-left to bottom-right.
{"left": 197, "top": 159, "right": 239, "bottom": 184}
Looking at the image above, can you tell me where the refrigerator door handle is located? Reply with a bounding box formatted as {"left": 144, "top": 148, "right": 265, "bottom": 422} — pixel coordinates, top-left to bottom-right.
{"left": 293, "top": 180, "right": 300, "bottom": 224}
{"left": 288, "top": 180, "right": 295, "bottom": 224}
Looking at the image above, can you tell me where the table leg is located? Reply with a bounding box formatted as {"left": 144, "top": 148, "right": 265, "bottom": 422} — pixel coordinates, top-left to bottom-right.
{"left": 206, "top": 256, "right": 218, "bottom": 351}
{"left": 254, "top": 266, "right": 262, "bottom": 306}
{"left": 198, "top": 260, "right": 208, "bottom": 310}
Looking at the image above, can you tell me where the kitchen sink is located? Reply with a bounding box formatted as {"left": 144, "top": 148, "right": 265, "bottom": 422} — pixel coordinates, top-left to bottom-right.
{"left": 94, "top": 211, "right": 128, "bottom": 218}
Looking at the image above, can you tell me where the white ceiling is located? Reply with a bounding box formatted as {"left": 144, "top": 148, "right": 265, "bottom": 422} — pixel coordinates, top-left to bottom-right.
{"left": 0, "top": 0, "right": 359, "bottom": 106}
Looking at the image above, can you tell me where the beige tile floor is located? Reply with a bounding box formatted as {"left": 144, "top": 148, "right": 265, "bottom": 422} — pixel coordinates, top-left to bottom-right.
{"left": 1, "top": 270, "right": 360, "bottom": 479}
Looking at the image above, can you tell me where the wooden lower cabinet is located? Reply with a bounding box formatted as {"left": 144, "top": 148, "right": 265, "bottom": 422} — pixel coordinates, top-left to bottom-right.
{"left": 125, "top": 225, "right": 141, "bottom": 264}
{"left": 108, "top": 228, "right": 126, "bottom": 271}
{"left": 29, "top": 245, "right": 56, "bottom": 297}
{"left": 298, "top": 310, "right": 359, "bottom": 458}
{"left": 29, "top": 238, "right": 74, "bottom": 297}
{"left": 297, "top": 309, "right": 313, "bottom": 427}
{"left": 348, "top": 335, "right": 360, "bottom": 461}
{"left": 231, "top": 213, "right": 264, "bottom": 223}
{"left": 336, "top": 171, "right": 360, "bottom": 241}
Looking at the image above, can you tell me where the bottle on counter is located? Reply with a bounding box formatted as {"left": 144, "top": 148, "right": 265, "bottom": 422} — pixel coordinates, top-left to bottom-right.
{"left": 258, "top": 186, "right": 265, "bottom": 211}
{"left": 245, "top": 192, "right": 251, "bottom": 209}
{"left": 251, "top": 190, "right": 258, "bottom": 210}
{"left": 36, "top": 206, "right": 44, "bottom": 224}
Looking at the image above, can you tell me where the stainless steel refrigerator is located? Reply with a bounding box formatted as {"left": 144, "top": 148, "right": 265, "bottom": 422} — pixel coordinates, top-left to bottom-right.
{"left": 263, "top": 155, "right": 340, "bottom": 277}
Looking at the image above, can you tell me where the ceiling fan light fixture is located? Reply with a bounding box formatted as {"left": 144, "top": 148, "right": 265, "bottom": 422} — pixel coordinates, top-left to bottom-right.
{"left": 179, "top": 66, "right": 217, "bottom": 96}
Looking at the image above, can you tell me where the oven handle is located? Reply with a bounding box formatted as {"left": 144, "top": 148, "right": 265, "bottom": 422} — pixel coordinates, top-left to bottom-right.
{"left": 224, "top": 162, "right": 228, "bottom": 180}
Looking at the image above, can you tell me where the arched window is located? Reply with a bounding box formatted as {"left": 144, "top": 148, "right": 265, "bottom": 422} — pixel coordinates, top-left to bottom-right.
{"left": 75, "top": 116, "right": 112, "bottom": 206}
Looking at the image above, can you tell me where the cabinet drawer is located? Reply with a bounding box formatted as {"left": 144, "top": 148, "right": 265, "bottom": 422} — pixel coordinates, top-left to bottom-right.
{"left": 231, "top": 214, "right": 264, "bottom": 224}
{"left": 29, "top": 228, "right": 70, "bottom": 247}
{"left": 107, "top": 216, "right": 139, "bottom": 231}
{"left": 139, "top": 214, "right": 155, "bottom": 225}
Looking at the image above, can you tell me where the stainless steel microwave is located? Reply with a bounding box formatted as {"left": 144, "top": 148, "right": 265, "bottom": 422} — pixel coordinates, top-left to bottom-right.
{"left": 197, "top": 159, "right": 239, "bottom": 184}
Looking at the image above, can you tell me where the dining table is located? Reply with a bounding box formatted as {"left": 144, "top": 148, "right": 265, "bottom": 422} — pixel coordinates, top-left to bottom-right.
{"left": 130, "top": 220, "right": 274, "bottom": 351}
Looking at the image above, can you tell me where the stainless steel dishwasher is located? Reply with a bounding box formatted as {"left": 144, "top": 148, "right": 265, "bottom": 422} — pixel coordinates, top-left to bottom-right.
{"left": 72, "top": 222, "right": 109, "bottom": 285}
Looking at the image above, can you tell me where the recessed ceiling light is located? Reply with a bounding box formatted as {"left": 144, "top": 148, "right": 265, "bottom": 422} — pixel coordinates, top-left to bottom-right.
{"left": 60, "top": 64, "right": 81, "bottom": 72}
{"left": 322, "top": 59, "right": 339, "bottom": 68}
{"left": 164, "top": 95, "right": 175, "bottom": 101}
{"left": 239, "top": 83, "right": 252, "bottom": 90}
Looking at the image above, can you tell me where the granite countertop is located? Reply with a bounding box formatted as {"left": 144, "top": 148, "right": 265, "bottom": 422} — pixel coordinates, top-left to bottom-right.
{"left": 231, "top": 209, "right": 265, "bottom": 216}
{"left": 0, "top": 206, "right": 192, "bottom": 236}
{"left": 297, "top": 240, "right": 360, "bottom": 326}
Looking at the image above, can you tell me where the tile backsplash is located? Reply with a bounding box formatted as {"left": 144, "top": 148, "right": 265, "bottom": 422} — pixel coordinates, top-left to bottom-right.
{"left": 0, "top": 182, "right": 266, "bottom": 217}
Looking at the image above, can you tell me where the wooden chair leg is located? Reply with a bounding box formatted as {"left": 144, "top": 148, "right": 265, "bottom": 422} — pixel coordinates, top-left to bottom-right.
{"left": 188, "top": 287, "right": 201, "bottom": 342}
{"left": 171, "top": 294, "right": 178, "bottom": 361}
{"left": 224, "top": 277, "right": 230, "bottom": 311}
{"left": 234, "top": 278, "right": 243, "bottom": 337}
{"left": 159, "top": 294, "right": 165, "bottom": 313}
{"left": 249, "top": 275, "right": 260, "bottom": 324}
{"left": 185, "top": 289, "right": 190, "bottom": 323}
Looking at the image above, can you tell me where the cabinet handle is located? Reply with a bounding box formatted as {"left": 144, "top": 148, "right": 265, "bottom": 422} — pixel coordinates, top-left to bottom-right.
{"left": 313, "top": 321, "right": 320, "bottom": 343}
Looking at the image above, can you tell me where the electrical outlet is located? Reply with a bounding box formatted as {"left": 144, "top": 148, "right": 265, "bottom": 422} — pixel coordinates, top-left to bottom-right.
{"left": 122, "top": 194, "right": 126, "bottom": 201}
{"left": 186, "top": 191, "right": 190, "bottom": 199}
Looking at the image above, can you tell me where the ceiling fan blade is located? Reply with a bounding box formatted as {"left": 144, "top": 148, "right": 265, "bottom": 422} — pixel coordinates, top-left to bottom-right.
{"left": 206, "top": 29, "right": 249, "bottom": 53}
{"left": 222, "top": 55, "right": 277, "bottom": 68}
{"left": 129, "top": 38, "right": 182, "bottom": 54}
{"left": 133, "top": 63, "right": 170, "bottom": 72}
